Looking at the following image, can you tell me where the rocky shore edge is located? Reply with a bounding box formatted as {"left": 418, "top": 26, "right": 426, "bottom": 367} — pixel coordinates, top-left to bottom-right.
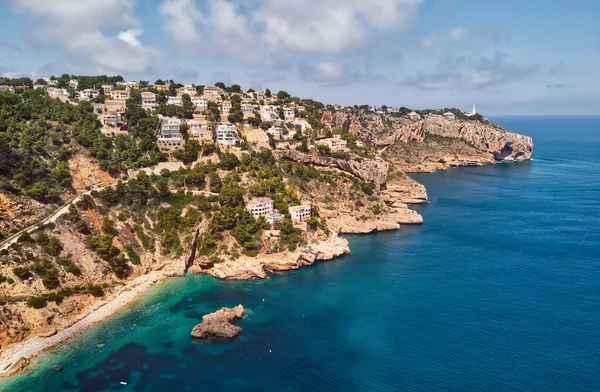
{"left": 0, "top": 231, "right": 355, "bottom": 377}
{"left": 0, "top": 271, "right": 176, "bottom": 377}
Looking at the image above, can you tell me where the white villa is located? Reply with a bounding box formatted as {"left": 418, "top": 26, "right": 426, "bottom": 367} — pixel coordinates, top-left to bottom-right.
{"left": 192, "top": 97, "right": 208, "bottom": 109}
{"left": 216, "top": 124, "right": 237, "bottom": 146}
{"left": 443, "top": 112, "right": 456, "bottom": 120}
{"left": 204, "top": 86, "right": 224, "bottom": 96}
{"left": 47, "top": 87, "right": 68, "bottom": 98}
{"left": 407, "top": 111, "right": 421, "bottom": 120}
{"left": 141, "top": 92, "right": 157, "bottom": 109}
{"left": 186, "top": 119, "right": 213, "bottom": 143}
{"left": 167, "top": 96, "right": 182, "bottom": 105}
{"left": 266, "top": 127, "right": 283, "bottom": 139}
{"left": 316, "top": 134, "right": 347, "bottom": 151}
{"left": 241, "top": 104, "right": 255, "bottom": 116}
{"left": 246, "top": 197, "right": 274, "bottom": 219}
{"left": 177, "top": 85, "right": 196, "bottom": 96}
{"left": 79, "top": 89, "right": 99, "bottom": 101}
{"left": 293, "top": 118, "right": 312, "bottom": 130}
{"left": 289, "top": 205, "right": 312, "bottom": 224}
{"left": 283, "top": 107, "right": 295, "bottom": 119}
{"left": 158, "top": 117, "right": 183, "bottom": 151}
{"left": 260, "top": 105, "right": 277, "bottom": 122}
{"left": 102, "top": 84, "right": 115, "bottom": 91}
{"left": 108, "top": 89, "right": 130, "bottom": 101}
{"left": 219, "top": 102, "right": 232, "bottom": 112}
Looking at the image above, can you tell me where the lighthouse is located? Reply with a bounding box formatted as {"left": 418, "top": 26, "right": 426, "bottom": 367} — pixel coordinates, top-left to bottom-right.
{"left": 472, "top": 104, "right": 477, "bottom": 115}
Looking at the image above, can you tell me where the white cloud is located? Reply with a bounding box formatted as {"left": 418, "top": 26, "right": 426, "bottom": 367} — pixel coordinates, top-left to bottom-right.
{"left": 299, "top": 61, "right": 385, "bottom": 88}
{"left": 158, "top": 0, "right": 422, "bottom": 62}
{"left": 402, "top": 53, "right": 539, "bottom": 90}
{"left": 449, "top": 26, "right": 467, "bottom": 41}
{"left": 158, "top": 0, "right": 203, "bottom": 50}
{"left": 419, "top": 33, "right": 438, "bottom": 49}
{"left": 13, "top": 0, "right": 158, "bottom": 74}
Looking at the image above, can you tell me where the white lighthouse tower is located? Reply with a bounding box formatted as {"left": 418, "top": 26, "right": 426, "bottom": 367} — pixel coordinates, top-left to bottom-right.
{"left": 472, "top": 104, "right": 477, "bottom": 115}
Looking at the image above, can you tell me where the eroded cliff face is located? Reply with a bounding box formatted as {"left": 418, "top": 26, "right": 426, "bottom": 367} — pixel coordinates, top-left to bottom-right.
{"left": 421, "top": 116, "right": 533, "bottom": 161}
{"left": 321, "top": 110, "right": 424, "bottom": 146}
{"left": 321, "top": 110, "right": 533, "bottom": 171}
{"left": 275, "top": 149, "right": 390, "bottom": 186}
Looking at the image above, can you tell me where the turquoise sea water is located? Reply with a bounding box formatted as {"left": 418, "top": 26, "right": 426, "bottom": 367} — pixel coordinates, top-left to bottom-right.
{"left": 3, "top": 115, "right": 600, "bottom": 391}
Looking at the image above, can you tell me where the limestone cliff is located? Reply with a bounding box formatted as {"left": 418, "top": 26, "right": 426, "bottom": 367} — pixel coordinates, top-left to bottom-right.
{"left": 421, "top": 116, "right": 533, "bottom": 161}
{"left": 275, "top": 149, "right": 389, "bottom": 186}
{"left": 321, "top": 110, "right": 533, "bottom": 166}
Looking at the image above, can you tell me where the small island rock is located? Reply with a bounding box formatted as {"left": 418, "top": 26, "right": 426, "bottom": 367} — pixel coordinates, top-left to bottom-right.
{"left": 191, "top": 305, "right": 245, "bottom": 341}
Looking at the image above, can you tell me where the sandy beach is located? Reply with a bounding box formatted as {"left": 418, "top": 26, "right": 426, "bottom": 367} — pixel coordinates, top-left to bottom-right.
{"left": 0, "top": 271, "right": 172, "bottom": 377}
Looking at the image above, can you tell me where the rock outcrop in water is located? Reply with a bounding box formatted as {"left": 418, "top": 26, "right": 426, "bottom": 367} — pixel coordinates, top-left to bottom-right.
{"left": 191, "top": 305, "right": 245, "bottom": 341}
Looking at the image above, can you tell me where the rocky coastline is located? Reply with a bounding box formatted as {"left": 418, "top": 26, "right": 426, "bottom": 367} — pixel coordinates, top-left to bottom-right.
{"left": 0, "top": 112, "right": 533, "bottom": 378}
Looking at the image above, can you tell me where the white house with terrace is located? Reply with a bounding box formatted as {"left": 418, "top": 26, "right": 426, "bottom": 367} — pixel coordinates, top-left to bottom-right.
{"left": 193, "top": 97, "right": 208, "bottom": 109}
{"left": 177, "top": 85, "right": 196, "bottom": 96}
{"left": 289, "top": 205, "right": 312, "bottom": 224}
{"left": 266, "top": 126, "right": 283, "bottom": 139}
{"left": 141, "top": 92, "right": 157, "bottom": 109}
{"left": 108, "top": 89, "right": 130, "bottom": 101}
{"left": 216, "top": 124, "right": 238, "bottom": 146}
{"left": 247, "top": 197, "right": 274, "bottom": 219}
{"left": 203, "top": 86, "right": 224, "bottom": 96}
{"left": 167, "top": 96, "right": 182, "bottom": 106}
{"left": 283, "top": 107, "right": 295, "bottom": 119}
{"left": 219, "top": 102, "right": 232, "bottom": 112}
{"left": 157, "top": 117, "right": 183, "bottom": 151}
{"left": 79, "top": 89, "right": 99, "bottom": 101}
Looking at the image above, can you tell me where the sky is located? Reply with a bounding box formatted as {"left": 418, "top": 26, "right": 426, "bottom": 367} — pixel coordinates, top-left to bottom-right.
{"left": 0, "top": 0, "right": 599, "bottom": 114}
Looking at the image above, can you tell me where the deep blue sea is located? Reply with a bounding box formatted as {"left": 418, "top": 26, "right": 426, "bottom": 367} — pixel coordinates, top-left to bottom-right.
{"left": 3, "top": 116, "right": 599, "bottom": 392}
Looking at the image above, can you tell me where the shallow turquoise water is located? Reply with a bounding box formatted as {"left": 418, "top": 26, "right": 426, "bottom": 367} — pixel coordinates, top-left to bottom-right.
{"left": 3, "top": 115, "right": 600, "bottom": 391}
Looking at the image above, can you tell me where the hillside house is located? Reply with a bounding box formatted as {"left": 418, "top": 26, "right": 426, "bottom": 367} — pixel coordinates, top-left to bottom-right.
{"left": 79, "top": 89, "right": 99, "bottom": 101}
{"left": 407, "top": 111, "right": 421, "bottom": 120}
{"left": 443, "top": 112, "right": 456, "bottom": 120}
{"left": 316, "top": 134, "right": 347, "bottom": 151}
{"left": 186, "top": 119, "right": 213, "bottom": 143}
{"left": 266, "top": 127, "right": 283, "bottom": 139}
{"left": 154, "top": 84, "right": 169, "bottom": 92}
{"left": 47, "top": 87, "right": 68, "bottom": 98}
{"left": 120, "top": 81, "right": 139, "bottom": 89}
{"left": 192, "top": 97, "right": 208, "bottom": 109}
{"left": 167, "top": 96, "right": 182, "bottom": 105}
{"left": 241, "top": 104, "right": 255, "bottom": 116}
{"left": 141, "top": 92, "right": 157, "bottom": 108}
{"left": 283, "top": 107, "right": 295, "bottom": 119}
{"left": 177, "top": 85, "right": 196, "bottom": 96}
{"left": 108, "top": 89, "right": 130, "bottom": 101}
{"left": 157, "top": 117, "right": 183, "bottom": 151}
{"left": 216, "top": 124, "right": 237, "bottom": 146}
{"left": 293, "top": 118, "right": 312, "bottom": 131}
{"left": 219, "top": 102, "right": 232, "bottom": 112}
{"left": 247, "top": 198, "right": 274, "bottom": 219}
{"left": 260, "top": 106, "right": 277, "bottom": 122}
{"left": 289, "top": 205, "right": 312, "bottom": 224}
{"left": 203, "top": 86, "right": 224, "bottom": 96}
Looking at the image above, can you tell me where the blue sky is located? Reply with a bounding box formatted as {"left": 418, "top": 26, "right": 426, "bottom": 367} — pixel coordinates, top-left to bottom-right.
{"left": 0, "top": 0, "right": 598, "bottom": 114}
